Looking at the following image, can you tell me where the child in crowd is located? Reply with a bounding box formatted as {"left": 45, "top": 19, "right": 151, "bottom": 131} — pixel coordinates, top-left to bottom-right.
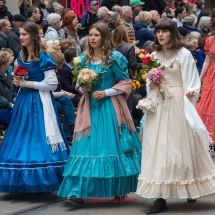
{"left": 1, "top": 48, "right": 14, "bottom": 74}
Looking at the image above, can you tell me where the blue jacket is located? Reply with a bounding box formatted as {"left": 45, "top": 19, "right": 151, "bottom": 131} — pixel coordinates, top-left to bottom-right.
{"left": 134, "top": 21, "right": 155, "bottom": 49}
{"left": 80, "top": 10, "right": 89, "bottom": 26}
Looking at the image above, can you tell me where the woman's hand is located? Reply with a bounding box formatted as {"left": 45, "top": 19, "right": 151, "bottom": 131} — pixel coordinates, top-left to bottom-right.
{"left": 92, "top": 91, "right": 106, "bottom": 100}
{"left": 82, "top": 85, "right": 92, "bottom": 91}
{"left": 186, "top": 90, "right": 194, "bottom": 99}
{"left": 63, "top": 91, "right": 75, "bottom": 99}
{"left": 149, "top": 81, "right": 157, "bottom": 90}
{"left": 12, "top": 77, "right": 22, "bottom": 87}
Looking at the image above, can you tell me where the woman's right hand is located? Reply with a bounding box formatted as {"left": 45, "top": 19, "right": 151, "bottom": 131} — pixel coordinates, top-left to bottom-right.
{"left": 82, "top": 85, "right": 92, "bottom": 92}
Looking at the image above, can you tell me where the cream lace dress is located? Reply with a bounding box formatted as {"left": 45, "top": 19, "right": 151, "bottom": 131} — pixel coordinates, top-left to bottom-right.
{"left": 136, "top": 52, "right": 215, "bottom": 199}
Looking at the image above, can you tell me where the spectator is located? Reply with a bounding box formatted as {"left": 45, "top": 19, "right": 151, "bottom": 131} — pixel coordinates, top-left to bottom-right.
{"left": 49, "top": 51, "right": 75, "bottom": 145}
{"left": 162, "top": 8, "right": 175, "bottom": 19}
{"left": 44, "top": 13, "right": 61, "bottom": 41}
{"left": 196, "top": 8, "right": 211, "bottom": 28}
{"left": 108, "top": 12, "right": 122, "bottom": 32}
{"left": 59, "top": 38, "right": 74, "bottom": 53}
{"left": 134, "top": 11, "right": 155, "bottom": 49}
{"left": 142, "top": 0, "right": 166, "bottom": 15}
{"left": 172, "top": 6, "right": 187, "bottom": 27}
{"left": 6, "top": 14, "right": 27, "bottom": 59}
{"left": 80, "top": 1, "right": 98, "bottom": 35}
{"left": 111, "top": 5, "right": 122, "bottom": 17}
{"left": 149, "top": 10, "right": 160, "bottom": 32}
{"left": 195, "top": 0, "right": 204, "bottom": 17}
{"left": 52, "top": 2, "right": 63, "bottom": 16}
{"left": 189, "top": 31, "right": 201, "bottom": 39}
{"left": 59, "top": 12, "right": 81, "bottom": 54}
{"left": 121, "top": 6, "right": 135, "bottom": 43}
{"left": 187, "top": 3, "right": 198, "bottom": 25}
{"left": 101, "top": 0, "right": 114, "bottom": 10}
{"left": 130, "top": 0, "right": 144, "bottom": 22}
{"left": 182, "top": 15, "right": 198, "bottom": 33}
{"left": 196, "top": 36, "right": 206, "bottom": 74}
{"left": 197, "top": 16, "right": 211, "bottom": 37}
{"left": 0, "top": 19, "right": 11, "bottom": 49}
{"left": 31, "top": 0, "right": 44, "bottom": 24}
{"left": 37, "top": 24, "right": 44, "bottom": 37}
{"left": 47, "top": 40, "right": 61, "bottom": 53}
{"left": 80, "top": 36, "right": 88, "bottom": 52}
{"left": 0, "top": 50, "right": 14, "bottom": 115}
{"left": 97, "top": 6, "right": 112, "bottom": 27}
{"left": 58, "top": 47, "right": 81, "bottom": 108}
{"left": 0, "top": 0, "right": 13, "bottom": 24}
{"left": 27, "top": 6, "right": 41, "bottom": 23}
{"left": 2, "top": 48, "right": 14, "bottom": 73}
{"left": 19, "top": 0, "right": 31, "bottom": 19}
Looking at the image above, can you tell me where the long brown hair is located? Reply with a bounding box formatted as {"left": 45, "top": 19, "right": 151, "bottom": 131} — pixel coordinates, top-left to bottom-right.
{"left": 18, "top": 0, "right": 31, "bottom": 8}
{"left": 153, "top": 18, "right": 183, "bottom": 51}
{"left": 112, "top": 26, "right": 128, "bottom": 47}
{"left": 20, "top": 21, "right": 42, "bottom": 62}
{"left": 61, "top": 11, "right": 77, "bottom": 36}
{"left": 86, "top": 23, "right": 114, "bottom": 67}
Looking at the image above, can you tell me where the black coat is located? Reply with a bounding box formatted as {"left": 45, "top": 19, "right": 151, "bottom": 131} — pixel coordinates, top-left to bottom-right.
{"left": 19, "top": 2, "right": 29, "bottom": 18}
{"left": 0, "top": 6, "right": 13, "bottom": 24}
{"left": 183, "top": 24, "right": 198, "bottom": 34}
{"left": 0, "top": 71, "right": 14, "bottom": 112}
{"left": 115, "top": 43, "right": 142, "bottom": 78}
{"left": 101, "top": 0, "right": 114, "bottom": 10}
{"left": 58, "top": 64, "right": 81, "bottom": 108}
{"left": 0, "top": 33, "right": 7, "bottom": 50}
{"left": 113, "top": 0, "right": 130, "bottom": 6}
{"left": 142, "top": 0, "right": 166, "bottom": 15}
{"left": 6, "top": 27, "right": 21, "bottom": 59}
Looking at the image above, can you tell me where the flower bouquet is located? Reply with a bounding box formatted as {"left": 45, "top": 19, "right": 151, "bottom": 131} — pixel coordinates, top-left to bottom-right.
{"left": 148, "top": 68, "right": 165, "bottom": 100}
{"left": 13, "top": 66, "right": 28, "bottom": 78}
{"left": 77, "top": 68, "right": 98, "bottom": 88}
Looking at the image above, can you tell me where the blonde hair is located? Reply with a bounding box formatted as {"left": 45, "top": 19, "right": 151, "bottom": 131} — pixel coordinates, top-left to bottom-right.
{"left": 49, "top": 52, "right": 64, "bottom": 69}
{"left": 59, "top": 39, "right": 73, "bottom": 53}
{"left": 138, "top": 11, "right": 152, "bottom": 23}
{"left": 185, "top": 36, "right": 198, "bottom": 47}
{"left": 1, "top": 48, "right": 13, "bottom": 55}
{"left": 47, "top": 40, "right": 60, "bottom": 53}
{"left": 0, "top": 51, "right": 10, "bottom": 67}
{"left": 18, "top": 0, "right": 31, "bottom": 8}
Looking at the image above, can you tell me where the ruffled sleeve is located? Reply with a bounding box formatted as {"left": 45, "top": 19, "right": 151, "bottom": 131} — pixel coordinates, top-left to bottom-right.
{"left": 39, "top": 52, "right": 56, "bottom": 72}
{"left": 204, "top": 37, "right": 211, "bottom": 55}
{"left": 79, "top": 52, "right": 86, "bottom": 68}
{"left": 111, "top": 51, "right": 129, "bottom": 81}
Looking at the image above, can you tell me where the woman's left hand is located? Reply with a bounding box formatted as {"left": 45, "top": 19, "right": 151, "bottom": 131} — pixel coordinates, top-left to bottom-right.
{"left": 186, "top": 90, "right": 194, "bottom": 99}
{"left": 92, "top": 91, "right": 106, "bottom": 100}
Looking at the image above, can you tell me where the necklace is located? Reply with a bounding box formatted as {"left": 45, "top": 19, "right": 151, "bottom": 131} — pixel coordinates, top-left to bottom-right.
{"left": 162, "top": 50, "right": 174, "bottom": 59}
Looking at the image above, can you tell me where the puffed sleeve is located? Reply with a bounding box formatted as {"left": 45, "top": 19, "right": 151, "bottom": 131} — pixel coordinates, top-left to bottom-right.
{"left": 39, "top": 52, "right": 56, "bottom": 72}
{"left": 204, "top": 37, "right": 210, "bottom": 55}
{"left": 111, "top": 51, "right": 130, "bottom": 81}
{"left": 79, "top": 52, "right": 86, "bottom": 68}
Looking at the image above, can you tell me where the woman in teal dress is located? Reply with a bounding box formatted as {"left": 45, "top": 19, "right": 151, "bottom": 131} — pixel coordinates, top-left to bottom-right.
{"left": 0, "top": 21, "right": 70, "bottom": 193}
{"left": 57, "top": 23, "right": 142, "bottom": 199}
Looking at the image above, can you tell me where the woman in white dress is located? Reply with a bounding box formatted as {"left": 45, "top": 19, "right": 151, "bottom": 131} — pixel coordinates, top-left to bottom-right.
{"left": 136, "top": 18, "right": 215, "bottom": 214}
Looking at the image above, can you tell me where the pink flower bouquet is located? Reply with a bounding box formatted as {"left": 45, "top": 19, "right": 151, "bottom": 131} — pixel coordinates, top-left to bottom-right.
{"left": 77, "top": 68, "right": 98, "bottom": 87}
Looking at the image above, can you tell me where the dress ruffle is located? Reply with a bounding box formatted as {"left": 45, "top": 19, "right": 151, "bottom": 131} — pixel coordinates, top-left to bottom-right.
{"left": 136, "top": 175, "right": 215, "bottom": 199}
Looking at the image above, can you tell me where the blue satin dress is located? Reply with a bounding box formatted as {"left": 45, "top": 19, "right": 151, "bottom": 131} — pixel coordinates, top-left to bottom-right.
{"left": 57, "top": 51, "right": 142, "bottom": 198}
{"left": 0, "top": 52, "right": 70, "bottom": 193}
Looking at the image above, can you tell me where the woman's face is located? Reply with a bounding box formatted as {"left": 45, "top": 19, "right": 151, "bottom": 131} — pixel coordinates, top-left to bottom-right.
{"left": 206, "top": 21, "right": 211, "bottom": 29}
{"left": 156, "top": 29, "right": 171, "bottom": 47}
{"left": 20, "top": 27, "right": 31, "bottom": 47}
{"left": 54, "top": 21, "right": 61, "bottom": 30}
{"left": 190, "top": 41, "right": 198, "bottom": 51}
{"left": 10, "top": 54, "right": 14, "bottom": 63}
{"left": 89, "top": 28, "right": 102, "bottom": 49}
{"left": 53, "top": 44, "right": 62, "bottom": 53}
{"left": 39, "top": 29, "right": 44, "bottom": 38}
{"left": 72, "top": 16, "right": 79, "bottom": 28}
{"left": 192, "top": 5, "right": 197, "bottom": 13}
{"left": 114, "top": 15, "right": 122, "bottom": 26}
{"left": 146, "top": 17, "right": 152, "bottom": 25}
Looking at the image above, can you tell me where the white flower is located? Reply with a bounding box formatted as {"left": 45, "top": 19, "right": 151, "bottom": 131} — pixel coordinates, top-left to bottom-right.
{"left": 73, "top": 57, "right": 81, "bottom": 65}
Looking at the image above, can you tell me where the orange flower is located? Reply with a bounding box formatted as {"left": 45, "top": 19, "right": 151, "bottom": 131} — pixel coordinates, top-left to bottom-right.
{"left": 132, "top": 82, "right": 136, "bottom": 91}
{"left": 151, "top": 54, "right": 154, "bottom": 60}
{"left": 138, "top": 53, "right": 145, "bottom": 59}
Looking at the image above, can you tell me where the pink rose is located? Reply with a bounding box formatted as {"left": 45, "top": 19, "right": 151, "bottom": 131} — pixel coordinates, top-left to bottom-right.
{"left": 83, "top": 74, "right": 90, "bottom": 81}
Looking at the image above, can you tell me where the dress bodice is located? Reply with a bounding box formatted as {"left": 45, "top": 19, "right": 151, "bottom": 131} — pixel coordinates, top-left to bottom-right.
{"left": 205, "top": 36, "right": 215, "bottom": 64}
{"left": 17, "top": 52, "right": 56, "bottom": 82}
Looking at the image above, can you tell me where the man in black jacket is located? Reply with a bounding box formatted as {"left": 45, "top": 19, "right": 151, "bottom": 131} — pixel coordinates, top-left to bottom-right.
{"left": 0, "top": 0, "right": 13, "bottom": 24}
{"left": 7, "top": 15, "right": 27, "bottom": 59}
{"left": 0, "top": 18, "right": 11, "bottom": 49}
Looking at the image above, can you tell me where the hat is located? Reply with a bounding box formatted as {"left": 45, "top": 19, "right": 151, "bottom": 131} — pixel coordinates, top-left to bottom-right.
{"left": 130, "top": 0, "right": 145, "bottom": 7}
{"left": 97, "top": 6, "right": 113, "bottom": 17}
{"left": 12, "top": 14, "right": 28, "bottom": 22}
{"left": 178, "top": 26, "right": 188, "bottom": 37}
{"left": 90, "top": 1, "right": 98, "bottom": 5}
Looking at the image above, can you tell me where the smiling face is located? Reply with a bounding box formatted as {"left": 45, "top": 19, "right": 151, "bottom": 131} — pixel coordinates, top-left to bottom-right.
{"left": 156, "top": 29, "right": 171, "bottom": 47}
{"left": 20, "top": 27, "right": 32, "bottom": 48}
{"left": 89, "top": 28, "right": 102, "bottom": 49}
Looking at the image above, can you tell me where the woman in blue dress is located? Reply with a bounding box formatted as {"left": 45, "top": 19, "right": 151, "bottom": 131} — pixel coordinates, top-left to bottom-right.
{"left": 57, "top": 23, "right": 142, "bottom": 199}
{"left": 0, "top": 21, "right": 70, "bottom": 193}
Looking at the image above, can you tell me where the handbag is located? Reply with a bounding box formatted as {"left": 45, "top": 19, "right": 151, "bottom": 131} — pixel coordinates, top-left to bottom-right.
{"left": 136, "top": 98, "right": 156, "bottom": 114}
{"left": 0, "top": 106, "right": 12, "bottom": 128}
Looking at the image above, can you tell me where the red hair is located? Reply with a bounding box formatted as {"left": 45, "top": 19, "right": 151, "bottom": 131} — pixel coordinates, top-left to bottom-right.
{"left": 61, "top": 11, "right": 77, "bottom": 36}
